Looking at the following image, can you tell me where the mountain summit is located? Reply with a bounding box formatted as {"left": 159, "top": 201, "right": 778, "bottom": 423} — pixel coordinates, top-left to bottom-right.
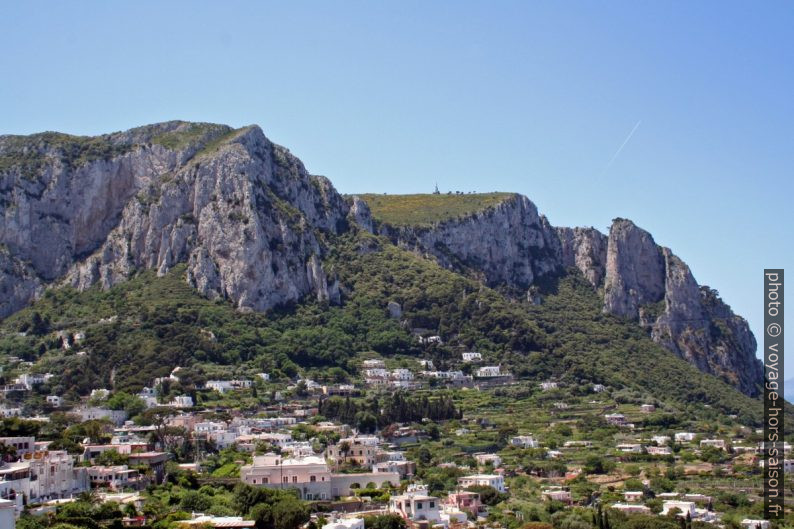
{"left": 0, "top": 121, "right": 762, "bottom": 396}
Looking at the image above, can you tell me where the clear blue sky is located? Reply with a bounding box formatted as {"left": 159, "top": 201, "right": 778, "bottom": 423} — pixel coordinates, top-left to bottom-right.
{"left": 1, "top": 1, "right": 791, "bottom": 378}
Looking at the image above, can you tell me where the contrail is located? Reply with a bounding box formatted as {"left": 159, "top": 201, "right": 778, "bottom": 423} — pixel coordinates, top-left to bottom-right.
{"left": 601, "top": 120, "right": 641, "bottom": 175}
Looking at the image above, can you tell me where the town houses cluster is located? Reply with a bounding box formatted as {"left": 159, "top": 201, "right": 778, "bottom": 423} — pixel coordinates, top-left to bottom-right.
{"left": 0, "top": 350, "right": 790, "bottom": 529}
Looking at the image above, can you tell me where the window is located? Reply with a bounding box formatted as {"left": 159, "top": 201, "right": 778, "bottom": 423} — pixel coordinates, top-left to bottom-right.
{"left": 264, "top": 478, "right": 269, "bottom": 484}
{"left": 293, "top": 476, "right": 297, "bottom": 483}
{"left": 310, "top": 475, "right": 316, "bottom": 482}
{"left": 430, "top": 501, "right": 435, "bottom": 508}
{"left": 253, "top": 479, "right": 257, "bottom": 484}
{"left": 417, "top": 502, "right": 423, "bottom": 509}
{"left": 283, "top": 477, "right": 288, "bottom": 483}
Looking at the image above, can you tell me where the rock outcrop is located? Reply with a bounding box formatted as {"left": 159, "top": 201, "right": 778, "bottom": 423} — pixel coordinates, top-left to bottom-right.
{"left": 375, "top": 194, "right": 562, "bottom": 290}
{"left": 556, "top": 227, "right": 607, "bottom": 288}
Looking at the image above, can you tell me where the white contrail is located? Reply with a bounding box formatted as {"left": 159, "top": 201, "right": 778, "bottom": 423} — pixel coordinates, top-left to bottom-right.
{"left": 601, "top": 120, "right": 641, "bottom": 175}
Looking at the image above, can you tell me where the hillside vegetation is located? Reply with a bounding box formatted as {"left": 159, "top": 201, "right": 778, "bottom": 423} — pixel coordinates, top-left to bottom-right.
{"left": 355, "top": 192, "right": 515, "bottom": 226}
{"left": 2, "top": 231, "right": 787, "bottom": 430}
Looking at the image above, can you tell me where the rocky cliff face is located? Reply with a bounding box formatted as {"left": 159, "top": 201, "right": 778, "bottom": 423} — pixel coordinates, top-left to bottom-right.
{"left": 0, "top": 121, "right": 350, "bottom": 317}
{"left": 0, "top": 121, "right": 762, "bottom": 395}
{"left": 556, "top": 226, "right": 607, "bottom": 288}
{"left": 375, "top": 194, "right": 562, "bottom": 290}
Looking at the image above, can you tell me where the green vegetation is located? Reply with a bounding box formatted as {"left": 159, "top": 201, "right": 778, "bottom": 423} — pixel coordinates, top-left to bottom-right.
{"left": 355, "top": 192, "right": 515, "bottom": 226}
{"left": 149, "top": 122, "right": 232, "bottom": 151}
{"left": 0, "top": 132, "right": 133, "bottom": 178}
{"left": 319, "top": 391, "right": 459, "bottom": 432}
{"left": 2, "top": 230, "right": 788, "bottom": 430}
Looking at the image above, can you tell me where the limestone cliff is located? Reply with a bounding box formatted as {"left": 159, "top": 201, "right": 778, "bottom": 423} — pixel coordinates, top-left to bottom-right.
{"left": 0, "top": 121, "right": 349, "bottom": 316}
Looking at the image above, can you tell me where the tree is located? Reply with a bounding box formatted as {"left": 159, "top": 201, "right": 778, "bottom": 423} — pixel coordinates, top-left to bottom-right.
{"left": 339, "top": 441, "right": 351, "bottom": 465}
{"left": 272, "top": 497, "right": 309, "bottom": 529}
{"left": 251, "top": 503, "right": 274, "bottom": 529}
{"left": 364, "top": 514, "right": 407, "bottom": 529}
{"left": 106, "top": 392, "right": 146, "bottom": 417}
{"left": 583, "top": 455, "right": 614, "bottom": 475}
{"left": 95, "top": 449, "right": 129, "bottom": 466}
{"left": 465, "top": 485, "right": 508, "bottom": 507}
{"left": 180, "top": 490, "right": 212, "bottom": 512}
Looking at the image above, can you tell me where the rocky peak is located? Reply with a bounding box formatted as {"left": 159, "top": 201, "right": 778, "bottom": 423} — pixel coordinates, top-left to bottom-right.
{"left": 0, "top": 121, "right": 352, "bottom": 317}
{"left": 603, "top": 218, "right": 666, "bottom": 317}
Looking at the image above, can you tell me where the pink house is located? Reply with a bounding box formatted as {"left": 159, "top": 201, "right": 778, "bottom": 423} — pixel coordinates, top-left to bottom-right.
{"left": 444, "top": 491, "right": 482, "bottom": 514}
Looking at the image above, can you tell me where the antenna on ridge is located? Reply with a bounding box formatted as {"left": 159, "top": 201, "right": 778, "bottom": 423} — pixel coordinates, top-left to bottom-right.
{"left": 433, "top": 183, "right": 440, "bottom": 194}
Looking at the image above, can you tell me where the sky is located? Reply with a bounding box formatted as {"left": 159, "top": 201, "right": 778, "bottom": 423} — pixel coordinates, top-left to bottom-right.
{"left": 1, "top": 1, "right": 791, "bottom": 379}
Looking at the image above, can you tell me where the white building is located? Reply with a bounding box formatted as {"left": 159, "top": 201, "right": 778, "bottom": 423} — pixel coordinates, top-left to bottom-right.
{"left": 541, "top": 488, "right": 572, "bottom": 503}
{"left": 605, "top": 413, "right": 627, "bottom": 426}
{"left": 458, "top": 474, "right": 505, "bottom": 493}
{"left": 88, "top": 465, "right": 139, "bottom": 490}
{"left": 28, "top": 451, "right": 90, "bottom": 500}
{"left": 0, "top": 437, "right": 35, "bottom": 456}
{"left": 475, "top": 366, "right": 503, "bottom": 378}
{"left": 77, "top": 407, "right": 128, "bottom": 426}
{"left": 462, "top": 352, "right": 482, "bottom": 363}
{"left": 46, "top": 396, "right": 62, "bottom": 407}
{"left": 700, "top": 439, "right": 726, "bottom": 450}
{"left": 15, "top": 373, "right": 54, "bottom": 389}
{"left": 389, "top": 484, "right": 442, "bottom": 523}
{"left": 675, "top": 432, "right": 696, "bottom": 443}
{"left": 324, "top": 518, "right": 365, "bottom": 529}
{"left": 364, "top": 368, "right": 389, "bottom": 379}
{"left": 611, "top": 503, "right": 650, "bottom": 515}
{"left": 661, "top": 501, "right": 696, "bottom": 518}
{"left": 205, "top": 379, "right": 252, "bottom": 393}
{"left": 180, "top": 514, "right": 255, "bottom": 528}
{"left": 475, "top": 453, "right": 501, "bottom": 467}
{"left": 510, "top": 435, "right": 539, "bottom": 449}
{"left": 169, "top": 395, "right": 194, "bottom": 408}
{"left": 391, "top": 369, "right": 414, "bottom": 381}
{"left": 240, "top": 454, "right": 397, "bottom": 500}
{"left": 540, "top": 381, "right": 558, "bottom": 391}
{"left": 362, "top": 359, "right": 385, "bottom": 369}
{"left": 90, "top": 388, "right": 110, "bottom": 400}
{"left": 741, "top": 520, "right": 770, "bottom": 529}
{"left": 624, "top": 491, "right": 643, "bottom": 502}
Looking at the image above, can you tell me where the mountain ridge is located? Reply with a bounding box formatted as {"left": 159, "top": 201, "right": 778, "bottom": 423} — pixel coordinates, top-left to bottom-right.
{"left": 0, "top": 121, "right": 763, "bottom": 396}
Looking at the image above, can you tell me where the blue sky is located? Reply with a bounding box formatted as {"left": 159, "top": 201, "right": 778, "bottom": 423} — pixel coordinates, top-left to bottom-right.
{"left": 1, "top": 1, "right": 791, "bottom": 379}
